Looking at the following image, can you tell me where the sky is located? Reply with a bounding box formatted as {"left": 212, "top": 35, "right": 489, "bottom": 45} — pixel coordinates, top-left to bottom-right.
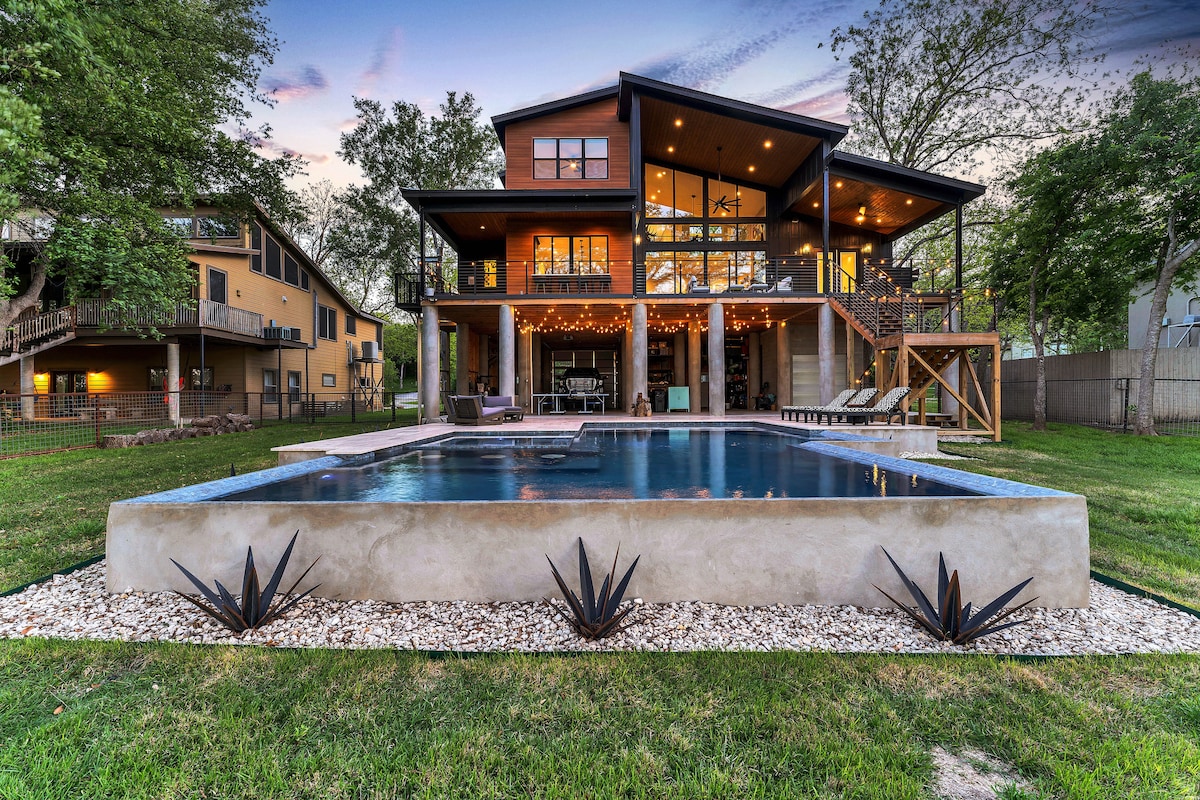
{"left": 252, "top": 0, "right": 1200, "bottom": 189}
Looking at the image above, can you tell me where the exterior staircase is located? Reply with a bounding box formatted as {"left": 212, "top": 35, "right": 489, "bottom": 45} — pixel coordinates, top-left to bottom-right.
{"left": 0, "top": 306, "right": 77, "bottom": 367}
{"left": 826, "top": 271, "right": 1003, "bottom": 441}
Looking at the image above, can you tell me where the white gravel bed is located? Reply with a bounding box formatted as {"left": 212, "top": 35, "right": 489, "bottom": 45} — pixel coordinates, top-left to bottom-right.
{"left": 3, "top": 563, "right": 1199, "bottom": 655}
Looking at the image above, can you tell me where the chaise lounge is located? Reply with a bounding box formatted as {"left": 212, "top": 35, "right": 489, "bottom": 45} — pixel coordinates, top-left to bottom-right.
{"left": 451, "top": 395, "right": 506, "bottom": 425}
{"left": 815, "top": 386, "right": 911, "bottom": 426}
{"left": 780, "top": 388, "right": 856, "bottom": 422}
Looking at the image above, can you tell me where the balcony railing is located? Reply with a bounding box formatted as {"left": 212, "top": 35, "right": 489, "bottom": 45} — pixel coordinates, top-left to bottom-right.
{"left": 76, "top": 298, "right": 264, "bottom": 337}
{"left": 0, "top": 306, "right": 76, "bottom": 356}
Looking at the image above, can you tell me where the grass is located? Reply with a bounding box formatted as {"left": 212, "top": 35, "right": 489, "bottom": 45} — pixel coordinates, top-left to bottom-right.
{"left": 2, "top": 419, "right": 1200, "bottom": 796}
{"left": 939, "top": 422, "right": 1200, "bottom": 608}
{"left": 2, "top": 644, "right": 1199, "bottom": 798}
{"left": 0, "top": 416, "right": 412, "bottom": 590}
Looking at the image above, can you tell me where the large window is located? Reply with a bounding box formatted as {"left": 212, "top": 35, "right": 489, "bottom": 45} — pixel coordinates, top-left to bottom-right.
{"left": 643, "top": 165, "right": 766, "bottom": 220}
{"left": 533, "top": 138, "right": 608, "bottom": 180}
{"left": 345, "top": 315, "right": 357, "bottom": 335}
{"left": 533, "top": 236, "right": 608, "bottom": 274}
{"left": 318, "top": 304, "right": 337, "bottom": 340}
{"left": 207, "top": 267, "right": 227, "bottom": 305}
{"left": 197, "top": 216, "right": 239, "bottom": 239}
{"left": 288, "top": 371, "right": 302, "bottom": 402}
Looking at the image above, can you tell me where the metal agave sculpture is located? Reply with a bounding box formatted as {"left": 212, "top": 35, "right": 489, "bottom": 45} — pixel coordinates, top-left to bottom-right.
{"left": 875, "top": 547, "right": 1036, "bottom": 646}
{"left": 546, "top": 538, "right": 641, "bottom": 640}
{"left": 171, "top": 530, "right": 320, "bottom": 633}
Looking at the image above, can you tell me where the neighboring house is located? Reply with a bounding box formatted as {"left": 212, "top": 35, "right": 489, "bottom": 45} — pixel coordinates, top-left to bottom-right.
{"left": 0, "top": 204, "right": 385, "bottom": 420}
{"left": 1128, "top": 282, "right": 1200, "bottom": 349}
{"left": 401, "top": 73, "right": 1001, "bottom": 437}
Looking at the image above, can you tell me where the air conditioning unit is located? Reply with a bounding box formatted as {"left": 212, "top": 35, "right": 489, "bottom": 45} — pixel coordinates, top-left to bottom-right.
{"left": 263, "top": 326, "right": 301, "bottom": 341}
{"left": 360, "top": 341, "right": 380, "bottom": 361}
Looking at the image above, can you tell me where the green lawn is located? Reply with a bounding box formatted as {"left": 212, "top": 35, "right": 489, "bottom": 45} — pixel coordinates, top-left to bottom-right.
{"left": 2, "top": 420, "right": 1200, "bottom": 797}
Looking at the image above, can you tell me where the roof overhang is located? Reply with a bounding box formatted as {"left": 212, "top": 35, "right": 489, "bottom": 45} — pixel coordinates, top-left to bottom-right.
{"left": 790, "top": 152, "right": 987, "bottom": 240}
{"left": 492, "top": 85, "right": 620, "bottom": 148}
{"left": 401, "top": 189, "right": 637, "bottom": 250}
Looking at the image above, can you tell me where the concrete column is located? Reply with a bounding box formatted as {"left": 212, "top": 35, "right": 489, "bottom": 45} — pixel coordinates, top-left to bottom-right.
{"left": 747, "top": 332, "right": 761, "bottom": 409}
{"left": 708, "top": 302, "right": 725, "bottom": 417}
{"left": 622, "top": 323, "right": 632, "bottom": 410}
{"left": 818, "top": 302, "right": 836, "bottom": 404}
{"left": 498, "top": 304, "right": 515, "bottom": 399}
{"left": 166, "top": 341, "right": 181, "bottom": 425}
{"left": 775, "top": 322, "right": 792, "bottom": 408}
{"left": 455, "top": 323, "right": 471, "bottom": 395}
{"left": 477, "top": 333, "right": 488, "bottom": 392}
{"left": 942, "top": 309, "right": 960, "bottom": 417}
{"left": 19, "top": 356, "right": 35, "bottom": 421}
{"left": 845, "top": 322, "right": 858, "bottom": 389}
{"left": 631, "top": 302, "right": 648, "bottom": 408}
{"left": 672, "top": 331, "right": 686, "bottom": 388}
{"left": 532, "top": 334, "right": 542, "bottom": 395}
{"left": 419, "top": 305, "right": 440, "bottom": 422}
{"left": 687, "top": 320, "right": 702, "bottom": 412}
{"left": 439, "top": 330, "right": 451, "bottom": 398}
{"left": 518, "top": 326, "right": 533, "bottom": 409}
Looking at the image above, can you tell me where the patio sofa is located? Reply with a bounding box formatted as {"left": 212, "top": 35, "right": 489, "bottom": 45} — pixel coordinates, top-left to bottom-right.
{"left": 451, "top": 395, "right": 506, "bottom": 425}
{"left": 483, "top": 395, "right": 524, "bottom": 421}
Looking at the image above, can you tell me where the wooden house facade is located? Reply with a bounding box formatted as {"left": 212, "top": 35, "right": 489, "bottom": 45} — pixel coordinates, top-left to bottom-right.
{"left": 402, "top": 73, "right": 1000, "bottom": 437}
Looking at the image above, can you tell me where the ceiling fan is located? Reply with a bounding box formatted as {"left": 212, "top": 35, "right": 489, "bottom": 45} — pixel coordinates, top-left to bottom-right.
{"left": 709, "top": 146, "right": 740, "bottom": 215}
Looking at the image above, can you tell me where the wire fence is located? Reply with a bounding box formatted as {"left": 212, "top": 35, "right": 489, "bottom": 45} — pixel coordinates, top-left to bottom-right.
{"left": 1002, "top": 378, "right": 1200, "bottom": 436}
{"left": 0, "top": 390, "right": 407, "bottom": 458}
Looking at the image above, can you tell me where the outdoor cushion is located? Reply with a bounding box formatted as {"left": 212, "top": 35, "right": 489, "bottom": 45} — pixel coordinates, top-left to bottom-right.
{"left": 817, "top": 387, "right": 911, "bottom": 426}
{"left": 451, "top": 395, "right": 505, "bottom": 425}
{"left": 483, "top": 394, "right": 524, "bottom": 420}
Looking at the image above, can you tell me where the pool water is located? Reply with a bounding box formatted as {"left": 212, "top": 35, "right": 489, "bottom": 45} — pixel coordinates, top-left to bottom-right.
{"left": 218, "top": 427, "right": 980, "bottom": 502}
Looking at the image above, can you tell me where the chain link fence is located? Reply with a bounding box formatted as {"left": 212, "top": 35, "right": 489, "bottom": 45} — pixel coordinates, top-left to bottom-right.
{"left": 0, "top": 390, "right": 407, "bottom": 458}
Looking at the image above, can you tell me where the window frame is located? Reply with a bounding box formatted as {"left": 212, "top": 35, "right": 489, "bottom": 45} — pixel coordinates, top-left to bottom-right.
{"left": 318, "top": 304, "right": 337, "bottom": 341}
{"left": 263, "top": 369, "right": 279, "bottom": 404}
{"left": 287, "top": 370, "right": 302, "bottom": 403}
{"left": 345, "top": 315, "right": 357, "bottom": 336}
{"left": 532, "top": 235, "right": 609, "bottom": 275}
{"left": 532, "top": 137, "right": 608, "bottom": 181}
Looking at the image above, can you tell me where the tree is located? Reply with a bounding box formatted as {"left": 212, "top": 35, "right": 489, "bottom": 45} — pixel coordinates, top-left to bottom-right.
{"left": 332, "top": 91, "right": 502, "bottom": 313}
{"left": 829, "top": 0, "right": 1107, "bottom": 175}
{"left": 1090, "top": 72, "right": 1200, "bottom": 434}
{"left": 383, "top": 322, "right": 418, "bottom": 389}
{"left": 990, "top": 141, "right": 1132, "bottom": 429}
{"left": 0, "top": 0, "right": 300, "bottom": 332}
{"left": 279, "top": 179, "right": 343, "bottom": 268}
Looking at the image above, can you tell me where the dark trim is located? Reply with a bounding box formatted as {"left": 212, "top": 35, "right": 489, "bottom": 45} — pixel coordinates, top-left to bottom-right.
{"left": 829, "top": 152, "right": 986, "bottom": 202}
{"left": 616, "top": 72, "right": 848, "bottom": 143}
{"left": 1, "top": 553, "right": 105, "bottom": 597}
{"left": 1090, "top": 570, "right": 1200, "bottom": 620}
{"left": 492, "top": 85, "right": 620, "bottom": 145}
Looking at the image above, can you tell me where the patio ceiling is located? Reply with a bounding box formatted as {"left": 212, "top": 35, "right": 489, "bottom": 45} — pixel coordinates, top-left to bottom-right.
{"left": 433, "top": 299, "right": 819, "bottom": 339}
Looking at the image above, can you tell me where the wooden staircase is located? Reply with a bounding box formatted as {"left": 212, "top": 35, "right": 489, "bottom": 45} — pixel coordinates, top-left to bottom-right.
{"left": 0, "top": 306, "right": 77, "bottom": 367}
{"left": 828, "top": 273, "right": 1002, "bottom": 441}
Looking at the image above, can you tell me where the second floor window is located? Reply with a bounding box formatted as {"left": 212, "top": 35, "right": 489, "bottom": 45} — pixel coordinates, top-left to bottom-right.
{"left": 533, "top": 236, "right": 608, "bottom": 274}
{"left": 533, "top": 138, "right": 608, "bottom": 180}
{"left": 318, "top": 305, "right": 337, "bottom": 340}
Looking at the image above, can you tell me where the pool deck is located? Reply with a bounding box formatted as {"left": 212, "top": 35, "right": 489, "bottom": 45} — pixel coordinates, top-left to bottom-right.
{"left": 272, "top": 412, "right": 943, "bottom": 464}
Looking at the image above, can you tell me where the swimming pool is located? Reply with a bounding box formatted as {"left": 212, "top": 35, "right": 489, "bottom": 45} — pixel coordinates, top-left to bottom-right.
{"left": 106, "top": 421, "right": 1091, "bottom": 608}
{"left": 219, "top": 428, "right": 982, "bottom": 503}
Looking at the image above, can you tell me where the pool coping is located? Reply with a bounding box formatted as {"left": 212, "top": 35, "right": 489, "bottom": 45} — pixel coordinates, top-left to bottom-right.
{"left": 115, "top": 421, "right": 1072, "bottom": 506}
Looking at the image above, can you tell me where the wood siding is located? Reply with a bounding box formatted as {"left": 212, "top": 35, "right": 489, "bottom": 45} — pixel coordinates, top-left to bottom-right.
{"left": 505, "top": 218, "right": 634, "bottom": 294}
{"left": 504, "top": 99, "right": 630, "bottom": 190}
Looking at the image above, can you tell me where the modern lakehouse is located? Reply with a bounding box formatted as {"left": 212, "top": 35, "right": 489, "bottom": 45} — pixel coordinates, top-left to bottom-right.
{"left": 400, "top": 73, "right": 1002, "bottom": 438}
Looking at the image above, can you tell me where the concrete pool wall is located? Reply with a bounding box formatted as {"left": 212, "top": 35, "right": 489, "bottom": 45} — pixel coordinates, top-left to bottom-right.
{"left": 106, "top": 427, "right": 1091, "bottom": 608}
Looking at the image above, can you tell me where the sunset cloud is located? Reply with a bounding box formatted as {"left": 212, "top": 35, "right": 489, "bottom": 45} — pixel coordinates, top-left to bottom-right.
{"left": 263, "top": 66, "right": 329, "bottom": 103}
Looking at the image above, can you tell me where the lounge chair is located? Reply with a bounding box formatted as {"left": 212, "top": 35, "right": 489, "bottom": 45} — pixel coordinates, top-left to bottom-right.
{"left": 790, "top": 387, "right": 879, "bottom": 423}
{"left": 441, "top": 391, "right": 458, "bottom": 424}
{"left": 687, "top": 277, "right": 711, "bottom": 294}
{"left": 451, "top": 395, "right": 505, "bottom": 425}
{"left": 780, "top": 388, "right": 856, "bottom": 422}
{"left": 483, "top": 394, "right": 524, "bottom": 421}
{"left": 816, "top": 387, "right": 911, "bottom": 426}
{"left": 766, "top": 276, "right": 792, "bottom": 292}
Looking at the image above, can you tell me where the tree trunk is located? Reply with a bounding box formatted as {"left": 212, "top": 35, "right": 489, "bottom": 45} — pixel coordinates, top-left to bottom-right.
{"left": 0, "top": 257, "right": 48, "bottom": 331}
{"left": 1135, "top": 221, "right": 1200, "bottom": 435}
{"left": 1027, "top": 265, "right": 1048, "bottom": 431}
{"left": 1032, "top": 310, "right": 1049, "bottom": 432}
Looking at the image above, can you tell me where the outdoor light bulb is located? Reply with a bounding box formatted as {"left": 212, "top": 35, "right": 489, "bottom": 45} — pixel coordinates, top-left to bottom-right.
{"left": 667, "top": 146, "right": 674, "bottom": 153}
{"left": 835, "top": 181, "right": 843, "bottom": 188}
{"left": 748, "top": 165, "right": 755, "bottom": 172}
{"left": 906, "top": 198, "right": 913, "bottom": 205}
{"left": 764, "top": 140, "right": 772, "bottom": 148}
{"left": 674, "top": 119, "right": 683, "bottom": 127}
{"left": 858, "top": 205, "right": 867, "bottom": 216}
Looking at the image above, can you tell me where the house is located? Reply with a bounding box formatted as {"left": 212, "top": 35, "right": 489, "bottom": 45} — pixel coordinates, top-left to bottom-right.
{"left": 1128, "top": 282, "right": 1200, "bottom": 349}
{"left": 0, "top": 204, "right": 385, "bottom": 423}
{"left": 401, "top": 73, "right": 1002, "bottom": 438}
